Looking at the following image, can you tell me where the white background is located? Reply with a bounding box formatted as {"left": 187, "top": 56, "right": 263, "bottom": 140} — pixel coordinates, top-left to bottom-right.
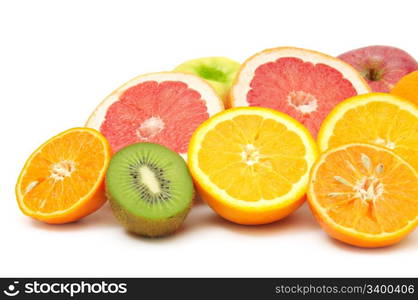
{"left": 1, "top": 0, "right": 417, "bottom": 277}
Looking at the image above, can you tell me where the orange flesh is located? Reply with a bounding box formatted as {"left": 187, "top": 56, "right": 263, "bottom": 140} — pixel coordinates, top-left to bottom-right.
{"left": 312, "top": 145, "right": 418, "bottom": 234}
{"left": 18, "top": 131, "right": 107, "bottom": 214}
{"left": 197, "top": 115, "right": 308, "bottom": 201}
{"left": 327, "top": 101, "right": 418, "bottom": 171}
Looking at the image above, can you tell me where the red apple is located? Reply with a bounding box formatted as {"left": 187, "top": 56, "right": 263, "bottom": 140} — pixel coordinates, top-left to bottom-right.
{"left": 338, "top": 45, "right": 418, "bottom": 92}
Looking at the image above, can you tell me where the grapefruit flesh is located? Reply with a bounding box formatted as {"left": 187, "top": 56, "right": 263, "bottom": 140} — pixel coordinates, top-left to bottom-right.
{"left": 87, "top": 72, "right": 224, "bottom": 158}
{"left": 101, "top": 81, "right": 208, "bottom": 153}
{"left": 230, "top": 47, "right": 371, "bottom": 137}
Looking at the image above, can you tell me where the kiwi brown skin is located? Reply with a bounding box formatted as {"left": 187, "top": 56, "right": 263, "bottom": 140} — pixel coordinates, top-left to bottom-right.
{"left": 108, "top": 192, "right": 193, "bottom": 238}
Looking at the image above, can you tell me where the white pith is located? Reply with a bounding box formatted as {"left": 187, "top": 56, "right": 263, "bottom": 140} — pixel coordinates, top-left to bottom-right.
{"left": 331, "top": 153, "right": 385, "bottom": 205}
{"left": 241, "top": 144, "right": 260, "bottom": 166}
{"left": 50, "top": 160, "right": 76, "bottom": 181}
{"left": 136, "top": 116, "right": 165, "bottom": 140}
{"left": 231, "top": 47, "right": 371, "bottom": 107}
{"left": 287, "top": 90, "right": 318, "bottom": 114}
{"left": 25, "top": 181, "right": 39, "bottom": 195}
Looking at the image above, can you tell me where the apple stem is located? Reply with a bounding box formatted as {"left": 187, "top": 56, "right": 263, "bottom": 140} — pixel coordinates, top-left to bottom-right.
{"left": 366, "top": 68, "right": 382, "bottom": 81}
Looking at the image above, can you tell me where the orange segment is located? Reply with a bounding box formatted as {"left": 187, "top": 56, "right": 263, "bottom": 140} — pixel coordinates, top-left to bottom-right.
{"left": 391, "top": 70, "right": 418, "bottom": 105}
{"left": 308, "top": 143, "right": 418, "bottom": 248}
{"left": 16, "top": 128, "right": 111, "bottom": 224}
{"left": 318, "top": 93, "right": 418, "bottom": 171}
{"left": 188, "top": 107, "right": 318, "bottom": 225}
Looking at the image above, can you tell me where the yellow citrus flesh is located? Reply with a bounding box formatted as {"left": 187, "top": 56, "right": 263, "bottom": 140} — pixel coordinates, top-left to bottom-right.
{"left": 16, "top": 128, "right": 111, "bottom": 224}
{"left": 188, "top": 107, "right": 318, "bottom": 225}
{"left": 308, "top": 143, "right": 418, "bottom": 247}
{"left": 318, "top": 93, "right": 418, "bottom": 171}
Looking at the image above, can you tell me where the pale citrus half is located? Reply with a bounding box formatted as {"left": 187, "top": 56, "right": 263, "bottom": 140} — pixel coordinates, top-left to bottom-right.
{"left": 188, "top": 107, "right": 318, "bottom": 225}
{"left": 308, "top": 143, "right": 418, "bottom": 247}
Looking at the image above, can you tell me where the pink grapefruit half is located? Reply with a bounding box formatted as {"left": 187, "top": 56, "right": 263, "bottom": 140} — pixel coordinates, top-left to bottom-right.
{"left": 229, "top": 47, "right": 371, "bottom": 136}
{"left": 86, "top": 72, "right": 224, "bottom": 159}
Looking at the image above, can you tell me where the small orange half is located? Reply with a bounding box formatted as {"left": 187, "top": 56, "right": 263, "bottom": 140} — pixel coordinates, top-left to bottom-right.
{"left": 16, "top": 128, "right": 111, "bottom": 224}
{"left": 308, "top": 143, "right": 418, "bottom": 248}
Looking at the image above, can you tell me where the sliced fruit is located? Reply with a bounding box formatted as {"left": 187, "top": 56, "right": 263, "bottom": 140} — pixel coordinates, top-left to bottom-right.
{"left": 106, "top": 142, "right": 194, "bottom": 237}
{"left": 338, "top": 45, "right": 418, "bottom": 93}
{"left": 308, "top": 143, "right": 418, "bottom": 247}
{"left": 86, "top": 72, "right": 224, "bottom": 158}
{"left": 16, "top": 128, "right": 111, "bottom": 224}
{"left": 229, "top": 47, "right": 371, "bottom": 137}
{"left": 174, "top": 57, "right": 240, "bottom": 104}
{"left": 188, "top": 107, "right": 318, "bottom": 225}
{"left": 318, "top": 93, "right": 418, "bottom": 171}
{"left": 391, "top": 70, "right": 418, "bottom": 105}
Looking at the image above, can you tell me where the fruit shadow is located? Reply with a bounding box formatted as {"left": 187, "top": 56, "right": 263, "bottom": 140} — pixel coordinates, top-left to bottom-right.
{"left": 28, "top": 203, "right": 120, "bottom": 232}
{"left": 183, "top": 202, "right": 320, "bottom": 237}
{"left": 184, "top": 202, "right": 418, "bottom": 253}
{"left": 121, "top": 203, "right": 317, "bottom": 244}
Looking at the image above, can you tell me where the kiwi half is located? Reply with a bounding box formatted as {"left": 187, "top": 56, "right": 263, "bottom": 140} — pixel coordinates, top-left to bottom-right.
{"left": 106, "top": 143, "right": 194, "bottom": 237}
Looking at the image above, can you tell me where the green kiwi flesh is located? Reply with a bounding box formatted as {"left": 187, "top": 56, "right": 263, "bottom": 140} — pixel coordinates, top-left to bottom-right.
{"left": 106, "top": 142, "right": 194, "bottom": 237}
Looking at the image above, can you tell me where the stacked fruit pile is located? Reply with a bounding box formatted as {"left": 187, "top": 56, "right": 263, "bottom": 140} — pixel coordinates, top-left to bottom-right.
{"left": 16, "top": 46, "right": 418, "bottom": 248}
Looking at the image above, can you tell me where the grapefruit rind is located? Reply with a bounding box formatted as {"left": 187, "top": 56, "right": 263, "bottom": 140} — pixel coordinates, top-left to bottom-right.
{"left": 317, "top": 93, "right": 418, "bottom": 153}
{"left": 307, "top": 143, "right": 418, "bottom": 248}
{"left": 229, "top": 47, "right": 371, "bottom": 108}
{"left": 15, "top": 128, "right": 111, "bottom": 223}
{"left": 188, "top": 107, "right": 318, "bottom": 213}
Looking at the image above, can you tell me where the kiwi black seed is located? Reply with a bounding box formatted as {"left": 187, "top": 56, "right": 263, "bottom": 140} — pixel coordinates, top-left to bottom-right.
{"left": 106, "top": 142, "right": 194, "bottom": 237}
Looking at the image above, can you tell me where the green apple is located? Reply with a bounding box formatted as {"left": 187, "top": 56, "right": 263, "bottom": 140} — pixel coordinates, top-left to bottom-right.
{"left": 174, "top": 57, "right": 240, "bottom": 105}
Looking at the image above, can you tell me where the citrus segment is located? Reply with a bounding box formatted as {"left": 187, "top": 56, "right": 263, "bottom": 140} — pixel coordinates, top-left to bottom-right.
{"left": 391, "top": 70, "right": 418, "bottom": 105}
{"left": 229, "top": 47, "right": 371, "bottom": 136}
{"left": 318, "top": 93, "right": 418, "bottom": 171}
{"left": 86, "top": 72, "right": 224, "bottom": 158}
{"left": 188, "top": 107, "right": 318, "bottom": 225}
{"left": 308, "top": 143, "right": 418, "bottom": 247}
{"left": 16, "top": 128, "right": 111, "bottom": 224}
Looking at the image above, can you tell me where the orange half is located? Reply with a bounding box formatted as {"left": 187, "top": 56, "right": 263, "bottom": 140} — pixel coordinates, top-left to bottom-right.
{"left": 308, "top": 143, "right": 418, "bottom": 247}
{"left": 188, "top": 107, "right": 318, "bottom": 225}
{"left": 16, "top": 128, "right": 111, "bottom": 224}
